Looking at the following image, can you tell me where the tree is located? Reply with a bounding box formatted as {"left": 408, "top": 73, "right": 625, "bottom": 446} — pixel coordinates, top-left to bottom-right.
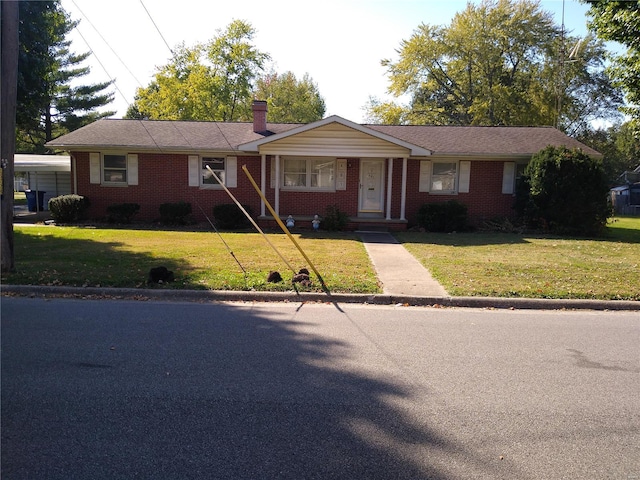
{"left": 253, "top": 71, "right": 326, "bottom": 123}
{"left": 584, "top": 1, "right": 640, "bottom": 132}
{"left": 16, "top": 1, "right": 115, "bottom": 153}
{"left": 129, "top": 20, "right": 270, "bottom": 122}
{"left": 368, "top": 0, "right": 622, "bottom": 131}
{"left": 518, "top": 146, "right": 610, "bottom": 236}
{"left": 576, "top": 121, "right": 640, "bottom": 184}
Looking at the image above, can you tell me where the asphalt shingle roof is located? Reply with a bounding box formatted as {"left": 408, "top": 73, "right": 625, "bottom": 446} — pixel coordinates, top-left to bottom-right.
{"left": 46, "top": 118, "right": 601, "bottom": 157}
{"left": 46, "top": 119, "right": 300, "bottom": 152}
{"left": 366, "top": 124, "right": 601, "bottom": 156}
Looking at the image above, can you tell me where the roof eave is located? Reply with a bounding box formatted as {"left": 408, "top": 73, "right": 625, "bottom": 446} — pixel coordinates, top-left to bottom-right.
{"left": 45, "top": 144, "right": 243, "bottom": 155}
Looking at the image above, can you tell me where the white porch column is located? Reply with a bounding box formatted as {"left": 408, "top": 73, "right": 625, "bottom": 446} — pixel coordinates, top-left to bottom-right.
{"left": 274, "top": 154, "right": 280, "bottom": 217}
{"left": 401, "top": 157, "right": 407, "bottom": 221}
{"left": 386, "top": 158, "right": 393, "bottom": 220}
{"left": 260, "top": 154, "right": 266, "bottom": 217}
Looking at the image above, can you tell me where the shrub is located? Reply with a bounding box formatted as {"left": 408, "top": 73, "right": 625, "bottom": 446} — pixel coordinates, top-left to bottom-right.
{"left": 159, "top": 201, "right": 192, "bottom": 225}
{"left": 481, "top": 216, "right": 524, "bottom": 233}
{"left": 48, "top": 195, "right": 89, "bottom": 223}
{"left": 106, "top": 203, "right": 140, "bottom": 224}
{"left": 212, "top": 203, "right": 252, "bottom": 230}
{"left": 518, "top": 146, "right": 610, "bottom": 236}
{"left": 416, "top": 200, "right": 468, "bottom": 232}
{"left": 321, "top": 205, "right": 349, "bottom": 231}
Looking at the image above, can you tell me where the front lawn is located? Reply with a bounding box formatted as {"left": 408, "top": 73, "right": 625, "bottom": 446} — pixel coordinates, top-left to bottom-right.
{"left": 3, "top": 217, "right": 639, "bottom": 300}
{"left": 3, "top": 227, "right": 380, "bottom": 293}
{"left": 396, "top": 216, "right": 640, "bottom": 301}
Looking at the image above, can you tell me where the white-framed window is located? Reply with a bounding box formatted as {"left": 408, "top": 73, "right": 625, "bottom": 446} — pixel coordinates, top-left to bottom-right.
{"left": 502, "top": 162, "right": 527, "bottom": 194}
{"left": 103, "top": 154, "right": 128, "bottom": 183}
{"left": 188, "top": 155, "right": 237, "bottom": 188}
{"left": 90, "top": 152, "right": 138, "bottom": 186}
{"left": 419, "top": 160, "right": 470, "bottom": 194}
{"left": 280, "top": 157, "right": 335, "bottom": 191}
{"left": 202, "top": 157, "right": 226, "bottom": 186}
{"left": 431, "top": 162, "right": 457, "bottom": 192}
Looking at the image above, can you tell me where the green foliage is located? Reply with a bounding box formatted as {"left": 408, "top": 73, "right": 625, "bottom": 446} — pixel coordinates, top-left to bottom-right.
{"left": 519, "top": 146, "right": 610, "bottom": 235}
{"left": 576, "top": 121, "right": 640, "bottom": 184}
{"left": 321, "top": 205, "right": 349, "bottom": 231}
{"left": 364, "top": 96, "right": 409, "bottom": 125}
{"left": 159, "top": 202, "right": 192, "bottom": 225}
{"left": 586, "top": 1, "right": 640, "bottom": 132}
{"left": 128, "top": 20, "right": 269, "bottom": 122}
{"left": 16, "top": 1, "right": 114, "bottom": 153}
{"left": 369, "top": 0, "right": 621, "bottom": 130}
{"left": 127, "top": 21, "right": 328, "bottom": 124}
{"left": 416, "top": 200, "right": 469, "bottom": 232}
{"left": 212, "top": 203, "right": 252, "bottom": 230}
{"left": 48, "top": 194, "right": 89, "bottom": 223}
{"left": 106, "top": 203, "right": 140, "bottom": 224}
{"left": 253, "top": 71, "right": 325, "bottom": 123}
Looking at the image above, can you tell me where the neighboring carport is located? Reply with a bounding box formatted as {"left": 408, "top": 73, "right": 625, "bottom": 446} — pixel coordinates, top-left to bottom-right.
{"left": 13, "top": 154, "right": 71, "bottom": 211}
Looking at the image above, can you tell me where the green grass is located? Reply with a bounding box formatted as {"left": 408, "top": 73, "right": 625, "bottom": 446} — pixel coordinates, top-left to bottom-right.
{"left": 3, "top": 227, "right": 380, "bottom": 293}
{"left": 3, "top": 217, "right": 639, "bottom": 300}
{"left": 396, "top": 216, "right": 640, "bottom": 301}
{"left": 14, "top": 191, "right": 27, "bottom": 206}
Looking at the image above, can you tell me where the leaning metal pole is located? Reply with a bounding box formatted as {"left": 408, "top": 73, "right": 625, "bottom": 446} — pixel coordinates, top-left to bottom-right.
{"left": 241, "top": 165, "right": 327, "bottom": 291}
{"left": 205, "top": 166, "right": 297, "bottom": 274}
{"left": 194, "top": 198, "right": 248, "bottom": 288}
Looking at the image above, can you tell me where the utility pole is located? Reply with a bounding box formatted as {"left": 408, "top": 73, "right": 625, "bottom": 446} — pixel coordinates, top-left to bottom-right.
{"left": 1, "top": 1, "right": 19, "bottom": 273}
{"left": 556, "top": 0, "right": 566, "bottom": 130}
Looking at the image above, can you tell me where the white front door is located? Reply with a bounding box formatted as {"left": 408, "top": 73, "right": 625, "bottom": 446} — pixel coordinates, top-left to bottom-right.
{"left": 359, "top": 159, "right": 385, "bottom": 215}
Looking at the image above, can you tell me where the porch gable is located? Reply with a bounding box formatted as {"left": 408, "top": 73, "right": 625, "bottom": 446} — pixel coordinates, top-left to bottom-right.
{"left": 239, "top": 116, "right": 431, "bottom": 158}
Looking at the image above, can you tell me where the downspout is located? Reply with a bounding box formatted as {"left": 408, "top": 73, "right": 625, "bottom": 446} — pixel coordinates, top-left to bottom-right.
{"left": 386, "top": 158, "right": 393, "bottom": 220}
{"left": 72, "top": 155, "right": 77, "bottom": 194}
{"left": 401, "top": 157, "right": 407, "bottom": 221}
{"left": 274, "top": 154, "right": 280, "bottom": 218}
{"left": 260, "top": 154, "right": 266, "bottom": 217}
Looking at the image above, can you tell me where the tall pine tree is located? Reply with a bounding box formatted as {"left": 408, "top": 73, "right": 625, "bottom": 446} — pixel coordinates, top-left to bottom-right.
{"left": 17, "top": 1, "right": 114, "bottom": 153}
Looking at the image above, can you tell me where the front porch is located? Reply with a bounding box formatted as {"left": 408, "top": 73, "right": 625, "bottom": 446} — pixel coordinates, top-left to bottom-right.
{"left": 258, "top": 215, "right": 408, "bottom": 232}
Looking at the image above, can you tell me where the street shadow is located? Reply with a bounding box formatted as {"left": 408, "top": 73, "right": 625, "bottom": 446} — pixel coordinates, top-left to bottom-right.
{"left": 1, "top": 299, "right": 509, "bottom": 479}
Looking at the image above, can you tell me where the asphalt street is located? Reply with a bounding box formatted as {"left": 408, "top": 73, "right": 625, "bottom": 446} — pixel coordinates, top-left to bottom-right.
{"left": 2, "top": 297, "right": 639, "bottom": 479}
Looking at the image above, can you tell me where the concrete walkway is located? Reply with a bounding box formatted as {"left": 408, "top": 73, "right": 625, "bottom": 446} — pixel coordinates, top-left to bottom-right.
{"left": 358, "top": 232, "right": 449, "bottom": 297}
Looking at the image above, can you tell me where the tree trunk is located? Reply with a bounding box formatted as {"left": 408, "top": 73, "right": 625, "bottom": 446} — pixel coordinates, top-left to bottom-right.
{"left": 1, "top": 1, "right": 19, "bottom": 273}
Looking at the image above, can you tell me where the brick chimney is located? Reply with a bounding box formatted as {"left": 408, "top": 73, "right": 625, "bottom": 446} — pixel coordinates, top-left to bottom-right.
{"left": 252, "top": 100, "right": 268, "bottom": 133}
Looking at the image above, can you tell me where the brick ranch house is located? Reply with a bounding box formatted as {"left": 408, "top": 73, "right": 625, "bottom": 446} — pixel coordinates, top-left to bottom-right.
{"left": 46, "top": 100, "right": 601, "bottom": 231}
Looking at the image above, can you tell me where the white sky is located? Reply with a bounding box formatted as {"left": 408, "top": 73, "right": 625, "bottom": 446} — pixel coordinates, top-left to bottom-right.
{"left": 61, "top": 0, "right": 603, "bottom": 123}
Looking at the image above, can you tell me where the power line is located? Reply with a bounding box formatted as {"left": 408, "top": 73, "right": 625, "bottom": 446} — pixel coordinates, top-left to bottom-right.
{"left": 139, "top": 0, "right": 174, "bottom": 56}
{"left": 70, "top": 0, "right": 143, "bottom": 87}
{"left": 74, "top": 26, "right": 132, "bottom": 107}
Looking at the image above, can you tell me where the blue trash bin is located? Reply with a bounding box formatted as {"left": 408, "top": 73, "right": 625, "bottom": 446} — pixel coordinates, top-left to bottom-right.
{"left": 24, "top": 190, "right": 46, "bottom": 212}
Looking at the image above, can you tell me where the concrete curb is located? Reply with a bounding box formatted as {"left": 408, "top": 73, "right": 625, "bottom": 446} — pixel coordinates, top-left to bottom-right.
{"left": 2, "top": 285, "right": 639, "bottom": 311}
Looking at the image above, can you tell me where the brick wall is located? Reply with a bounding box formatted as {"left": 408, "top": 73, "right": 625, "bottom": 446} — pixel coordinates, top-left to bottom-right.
{"left": 73, "top": 152, "right": 264, "bottom": 222}
{"left": 404, "top": 160, "right": 517, "bottom": 226}
{"left": 73, "top": 152, "right": 517, "bottom": 227}
{"left": 273, "top": 159, "right": 360, "bottom": 218}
